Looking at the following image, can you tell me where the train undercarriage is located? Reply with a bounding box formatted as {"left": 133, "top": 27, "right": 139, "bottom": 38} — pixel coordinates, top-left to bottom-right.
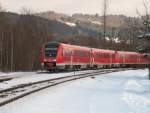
{"left": 43, "top": 62, "right": 148, "bottom": 72}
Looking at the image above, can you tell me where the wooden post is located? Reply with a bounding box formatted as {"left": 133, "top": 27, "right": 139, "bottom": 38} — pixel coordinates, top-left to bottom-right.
{"left": 148, "top": 56, "right": 150, "bottom": 79}
{"left": 148, "top": 64, "right": 150, "bottom": 80}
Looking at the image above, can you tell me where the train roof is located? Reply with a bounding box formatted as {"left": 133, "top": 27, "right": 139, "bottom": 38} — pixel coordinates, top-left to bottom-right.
{"left": 44, "top": 42, "right": 91, "bottom": 51}
{"left": 60, "top": 43, "right": 91, "bottom": 51}
{"left": 45, "top": 42, "right": 144, "bottom": 55}
{"left": 92, "top": 48, "right": 115, "bottom": 53}
{"left": 116, "top": 51, "right": 144, "bottom": 56}
{"left": 45, "top": 41, "right": 59, "bottom": 46}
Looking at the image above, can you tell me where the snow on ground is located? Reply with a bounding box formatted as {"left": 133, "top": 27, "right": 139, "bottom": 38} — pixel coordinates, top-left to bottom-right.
{"left": 91, "top": 21, "right": 102, "bottom": 25}
{"left": 58, "top": 20, "right": 76, "bottom": 27}
{"left": 0, "top": 72, "right": 27, "bottom": 77}
{"left": 0, "top": 70, "right": 95, "bottom": 90}
{"left": 0, "top": 69, "right": 150, "bottom": 113}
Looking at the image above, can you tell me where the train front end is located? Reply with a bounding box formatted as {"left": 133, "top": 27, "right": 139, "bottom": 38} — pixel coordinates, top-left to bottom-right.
{"left": 41, "top": 42, "right": 59, "bottom": 70}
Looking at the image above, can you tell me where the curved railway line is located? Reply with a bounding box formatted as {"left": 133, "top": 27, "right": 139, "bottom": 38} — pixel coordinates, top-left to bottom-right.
{"left": 0, "top": 68, "right": 136, "bottom": 107}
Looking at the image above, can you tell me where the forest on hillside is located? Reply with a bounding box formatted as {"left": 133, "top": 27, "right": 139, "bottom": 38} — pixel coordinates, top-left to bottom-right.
{"left": 0, "top": 7, "right": 146, "bottom": 71}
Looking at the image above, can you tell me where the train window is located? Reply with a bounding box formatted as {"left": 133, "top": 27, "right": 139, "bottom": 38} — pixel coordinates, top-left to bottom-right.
{"left": 45, "top": 49, "right": 57, "bottom": 58}
{"left": 44, "top": 43, "right": 58, "bottom": 58}
{"left": 71, "top": 50, "right": 90, "bottom": 57}
{"left": 63, "top": 49, "right": 72, "bottom": 57}
{"left": 66, "top": 50, "right": 72, "bottom": 56}
{"left": 98, "top": 53, "right": 109, "bottom": 58}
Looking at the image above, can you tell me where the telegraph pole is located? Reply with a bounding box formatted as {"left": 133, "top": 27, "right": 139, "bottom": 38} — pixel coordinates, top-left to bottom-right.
{"left": 102, "top": 0, "right": 109, "bottom": 49}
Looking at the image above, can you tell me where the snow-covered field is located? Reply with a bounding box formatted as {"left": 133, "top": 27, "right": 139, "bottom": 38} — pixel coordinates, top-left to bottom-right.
{"left": 0, "top": 70, "right": 96, "bottom": 90}
{"left": 0, "top": 69, "right": 150, "bottom": 113}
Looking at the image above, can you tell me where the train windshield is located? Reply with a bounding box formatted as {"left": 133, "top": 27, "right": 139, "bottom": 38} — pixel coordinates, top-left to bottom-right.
{"left": 44, "top": 43, "right": 59, "bottom": 58}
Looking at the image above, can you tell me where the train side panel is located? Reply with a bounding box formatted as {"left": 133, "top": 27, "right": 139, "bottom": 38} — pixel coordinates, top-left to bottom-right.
{"left": 56, "top": 43, "right": 91, "bottom": 69}
{"left": 92, "top": 48, "right": 115, "bottom": 68}
{"left": 42, "top": 42, "right": 149, "bottom": 71}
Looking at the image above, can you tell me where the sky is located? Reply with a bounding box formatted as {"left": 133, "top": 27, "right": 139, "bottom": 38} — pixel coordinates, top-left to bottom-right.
{"left": 0, "top": 0, "right": 149, "bottom": 17}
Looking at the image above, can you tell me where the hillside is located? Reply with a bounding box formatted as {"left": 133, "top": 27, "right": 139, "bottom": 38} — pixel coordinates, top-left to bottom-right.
{"left": 36, "top": 11, "right": 143, "bottom": 42}
{"left": 37, "top": 11, "right": 142, "bottom": 28}
{"left": 0, "top": 12, "right": 103, "bottom": 71}
{"left": 0, "top": 11, "right": 142, "bottom": 71}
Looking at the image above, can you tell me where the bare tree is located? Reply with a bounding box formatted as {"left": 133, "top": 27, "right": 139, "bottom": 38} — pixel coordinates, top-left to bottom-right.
{"left": 0, "top": 3, "right": 5, "bottom": 71}
{"left": 136, "top": 0, "right": 150, "bottom": 28}
{"left": 0, "top": 3, "right": 2, "bottom": 11}
{"left": 137, "top": 0, "right": 150, "bottom": 79}
{"left": 10, "top": 31, "right": 14, "bottom": 71}
{"left": 0, "top": 2, "right": 5, "bottom": 12}
{"left": 20, "top": 7, "right": 34, "bottom": 15}
{"left": 0, "top": 32, "right": 4, "bottom": 71}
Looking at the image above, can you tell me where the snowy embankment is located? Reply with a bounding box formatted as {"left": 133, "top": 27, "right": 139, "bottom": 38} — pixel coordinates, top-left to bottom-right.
{"left": 0, "top": 70, "right": 95, "bottom": 90}
{"left": 0, "top": 72, "right": 26, "bottom": 77}
{"left": 0, "top": 69, "right": 150, "bottom": 113}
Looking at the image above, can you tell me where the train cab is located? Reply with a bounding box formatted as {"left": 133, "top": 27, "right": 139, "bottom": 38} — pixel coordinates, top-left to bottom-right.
{"left": 42, "top": 42, "right": 60, "bottom": 70}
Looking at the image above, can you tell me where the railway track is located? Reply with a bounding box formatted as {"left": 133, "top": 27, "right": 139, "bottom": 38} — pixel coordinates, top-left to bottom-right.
{"left": 0, "top": 76, "right": 18, "bottom": 82}
{"left": 0, "top": 68, "right": 135, "bottom": 107}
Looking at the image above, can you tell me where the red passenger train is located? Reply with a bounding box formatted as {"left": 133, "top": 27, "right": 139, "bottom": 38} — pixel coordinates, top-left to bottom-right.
{"left": 41, "top": 42, "right": 149, "bottom": 71}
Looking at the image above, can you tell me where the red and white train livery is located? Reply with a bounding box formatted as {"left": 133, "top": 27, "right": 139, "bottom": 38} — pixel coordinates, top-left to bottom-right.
{"left": 41, "top": 42, "right": 149, "bottom": 70}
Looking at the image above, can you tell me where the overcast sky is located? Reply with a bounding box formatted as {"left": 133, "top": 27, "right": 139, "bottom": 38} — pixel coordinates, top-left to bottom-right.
{"left": 0, "top": 0, "right": 149, "bottom": 16}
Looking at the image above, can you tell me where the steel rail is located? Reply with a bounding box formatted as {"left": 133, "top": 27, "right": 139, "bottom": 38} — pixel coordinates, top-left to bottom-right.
{"left": 0, "top": 68, "right": 134, "bottom": 107}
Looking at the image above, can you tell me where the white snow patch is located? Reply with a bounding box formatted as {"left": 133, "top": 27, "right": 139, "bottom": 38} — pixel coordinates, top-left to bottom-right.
{"left": 91, "top": 21, "right": 102, "bottom": 25}
{"left": 113, "top": 37, "right": 120, "bottom": 43}
{"left": 123, "top": 80, "right": 144, "bottom": 93}
{"left": 122, "top": 92, "right": 150, "bottom": 113}
{"left": 0, "top": 70, "right": 95, "bottom": 90}
{"left": 58, "top": 20, "right": 76, "bottom": 27}
{"left": 0, "top": 69, "right": 150, "bottom": 113}
{"left": 0, "top": 72, "right": 26, "bottom": 77}
{"left": 64, "top": 22, "right": 76, "bottom": 27}
{"left": 105, "top": 37, "right": 110, "bottom": 41}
